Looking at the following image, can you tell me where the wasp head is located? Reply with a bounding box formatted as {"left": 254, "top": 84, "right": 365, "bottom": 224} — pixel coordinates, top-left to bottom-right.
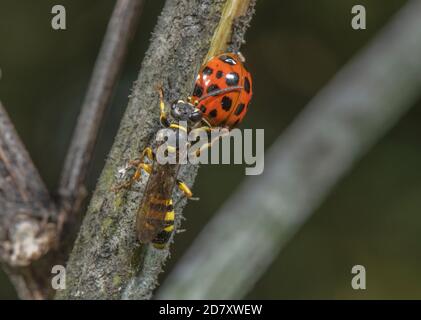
{"left": 170, "top": 100, "right": 202, "bottom": 124}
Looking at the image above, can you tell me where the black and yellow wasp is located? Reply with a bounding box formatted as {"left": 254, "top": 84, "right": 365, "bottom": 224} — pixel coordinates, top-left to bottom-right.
{"left": 114, "top": 87, "right": 222, "bottom": 249}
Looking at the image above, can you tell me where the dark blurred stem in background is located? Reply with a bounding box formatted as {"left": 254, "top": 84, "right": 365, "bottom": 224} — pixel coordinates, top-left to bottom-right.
{"left": 0, "top": 0, "right": 143, "bottom": 299}
{"left": 58, "top": 0, "right": 143, "bottom": 237}
{"left": 56, "top": 0, "right": 257, "bottom": 300}
{"left": 158, "top": 0, "right": 421, "bottom": 299}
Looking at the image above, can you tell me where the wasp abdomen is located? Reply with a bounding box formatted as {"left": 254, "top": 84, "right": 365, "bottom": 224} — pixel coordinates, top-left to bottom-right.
{"left": 148, "top": 199, "right": 175, "bottom": 249}
{"left": 152, "top": 210, "right": 175, "bottom": 249}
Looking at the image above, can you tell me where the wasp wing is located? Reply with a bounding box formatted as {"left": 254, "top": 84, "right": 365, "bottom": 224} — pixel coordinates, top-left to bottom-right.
{"left": 136, "top": 162, "right": 180, "bottom": 243}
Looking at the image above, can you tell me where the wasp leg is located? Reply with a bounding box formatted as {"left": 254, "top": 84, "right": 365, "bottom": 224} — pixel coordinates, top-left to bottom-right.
{"left": 132, "top": 162, "right": 152, "bottom": 183}
{"left": 157, "top": 86, "right": 170, "bottom": 128}
{"left": 176, "top": 179, "right": 199, "bottom": 200}
{"left": 130, "top": 146, "right": 155, "bottom": 182}
{"left": 188, "top": 126, "right": 212, "bottom": 157}
{"left": 112, "top": 147, "right": 155, "bottom": 192}
{"left": 189, "top": 127, "right": 230, "bottom": 157}
{"left": 113, "top": 162, "right": 152, "bottom": 191}
{"left": 190, "top": 126, "right": 212, "bottom": 134}
{"left": 142, "top": 146, "right": 155, "bottom": 161}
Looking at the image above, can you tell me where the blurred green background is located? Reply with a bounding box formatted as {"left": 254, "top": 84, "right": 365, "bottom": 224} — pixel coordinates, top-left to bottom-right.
{"left": 1, "top": 0, "right": 419, "bottom": 299}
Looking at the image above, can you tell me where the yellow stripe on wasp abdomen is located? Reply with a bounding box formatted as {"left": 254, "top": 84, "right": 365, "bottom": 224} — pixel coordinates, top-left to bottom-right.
{"left": 146, "top": 198, "right": 176, "bottom": 249}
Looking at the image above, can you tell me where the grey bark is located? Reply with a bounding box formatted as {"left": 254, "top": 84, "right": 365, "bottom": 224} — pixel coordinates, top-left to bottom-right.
{"left": 56, "top": 0, "right": 256, "bottom": 300}
{"left": 158, "top": 0, "right": 421, "bottom": 299}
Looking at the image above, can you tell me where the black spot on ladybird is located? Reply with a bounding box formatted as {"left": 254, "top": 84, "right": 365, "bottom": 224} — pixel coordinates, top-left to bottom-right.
{"left": 221, "top": 96, "right": 232, "bottom": 111}
{"left": 219, "top": 55, "right": 236, "bottom": 65}
{"left": 202, "top": 66, "right": 213, "bottom": 76}
{"left": 244, "top": 77, "right": 251, "bottom": 94}
{"left": 225, "top": 72, "right": 240, "bottom": 86}
{"left": 193, "top": 84, "right": 203, "bottom": 97}
{"left": 200, "top": 105, "right": 207, "bottom": 113}
{"left": 209, "top": 109, "right": 218, "bottom": 118}
{"left": 207, "top": 84, "right": 220, "bottom": 94}
{"left": 234, "top": 103, "right": 245, "bottom": 116}
{"left": 216, "top": 70, "right": 223, "bottom": 79}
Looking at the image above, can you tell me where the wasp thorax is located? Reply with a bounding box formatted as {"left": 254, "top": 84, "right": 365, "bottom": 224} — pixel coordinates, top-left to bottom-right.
{"left": 170, "top": 100, "right": 202, "bottom": 123}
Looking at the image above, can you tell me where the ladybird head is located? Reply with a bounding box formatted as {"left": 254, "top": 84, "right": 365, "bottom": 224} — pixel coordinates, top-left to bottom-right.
{"left": 170, "top": 100, "right": 202, "bottom": 124}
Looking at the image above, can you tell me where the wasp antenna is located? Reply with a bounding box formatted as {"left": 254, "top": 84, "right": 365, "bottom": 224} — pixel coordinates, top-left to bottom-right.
{"left": 201, "top": 117, "right": 213, "bottom": 128}
{"left": 198, "top": 86, "right": 243, "bottom": 102}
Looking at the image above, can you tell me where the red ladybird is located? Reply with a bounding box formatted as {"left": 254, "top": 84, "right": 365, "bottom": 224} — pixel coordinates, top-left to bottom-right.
{"left": 191, "top": 53, "right": 253, "bottom": 128}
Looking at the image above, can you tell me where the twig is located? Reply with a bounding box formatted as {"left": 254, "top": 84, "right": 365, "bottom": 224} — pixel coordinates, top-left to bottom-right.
{"left": 204, "top": 0, "right": 252, "bottom": 62}
{"left": 0, "top": 102, "right": 57, "bottom": 299}
{"left": 158, "top": 0, "right": 421, "bottom": 299}
{"left": 0, "top": 0, "right": 143, "bottom": 299}
{"left": 56, "top": 0, "right": 256, "bottom": 300}
{"left": 59, "top": 0, "right": 144, "bottom": 219}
